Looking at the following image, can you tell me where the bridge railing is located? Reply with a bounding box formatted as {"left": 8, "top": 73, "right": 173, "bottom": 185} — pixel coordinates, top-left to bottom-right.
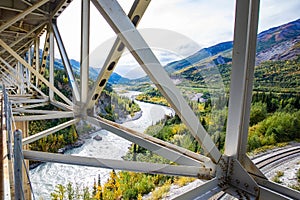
{"left": 3, "top": 84, "right": 12, "bottom": 160}
{"left": 2, "top": 84, "right": 32, "bottom": 200}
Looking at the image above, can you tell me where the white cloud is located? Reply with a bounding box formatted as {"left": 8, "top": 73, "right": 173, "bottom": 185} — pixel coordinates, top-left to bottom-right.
{"left": 55, "top": 0, "right": 300, "bottom": 78}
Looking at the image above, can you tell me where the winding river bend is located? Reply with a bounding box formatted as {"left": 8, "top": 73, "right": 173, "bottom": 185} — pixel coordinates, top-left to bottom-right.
{"left": 30, "top": 91, "right": 174, "bottom": 199}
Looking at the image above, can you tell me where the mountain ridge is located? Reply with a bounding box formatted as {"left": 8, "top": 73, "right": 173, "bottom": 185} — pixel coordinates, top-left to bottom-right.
{"left": 132, "top": 18, "right": 300, "bottom": 83}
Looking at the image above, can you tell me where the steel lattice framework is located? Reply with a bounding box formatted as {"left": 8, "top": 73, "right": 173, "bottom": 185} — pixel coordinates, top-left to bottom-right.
{"left": 0, "top": 0, "right": 299, "bottom": 199}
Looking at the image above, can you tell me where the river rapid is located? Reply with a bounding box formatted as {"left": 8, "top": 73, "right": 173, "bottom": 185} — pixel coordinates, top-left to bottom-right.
{"left": 30, "top": 91, "right": 174, "bottom": 199}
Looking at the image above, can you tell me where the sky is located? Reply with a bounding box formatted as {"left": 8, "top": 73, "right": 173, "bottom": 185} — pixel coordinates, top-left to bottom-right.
{"left": 54, "top": 0, "right": 300, "bottom": 79}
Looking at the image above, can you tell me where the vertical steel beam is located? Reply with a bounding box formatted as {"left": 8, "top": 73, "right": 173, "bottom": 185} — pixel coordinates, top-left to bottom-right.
{"left": 31, "top": 37, "right": 40, "bottom": 87}
{"left": 224, "top": 0, "right": 260, "bottom": 159}
{"left": 0, "top": 95, "right": 3, "bottom": 200}
{"left": 26, "top": 48, "right": 31, "bottom": 92}
{"left": 80, "top": 0, "right": 90, "bottom": 107}
{"left": 52, "top": 22, "right": 80, "bottom": 102}
{"left": 13, "top": 129, "right": 23, "bottom": 200}
{"left": 17, "top": 62, "right": 22, "bottom": 94}
{"left": 49, "top": 26, "right": 54, "bottom": 100}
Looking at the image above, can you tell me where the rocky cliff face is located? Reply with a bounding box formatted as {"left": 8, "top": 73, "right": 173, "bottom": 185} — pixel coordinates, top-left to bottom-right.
{"left": 256, "top": 38, "right": 300, "bottom": 64}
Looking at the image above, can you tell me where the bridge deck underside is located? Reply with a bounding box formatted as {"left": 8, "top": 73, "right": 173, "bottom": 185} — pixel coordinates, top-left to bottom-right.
{"left": 0, "top": 0, "right": 299, "bottom": 199}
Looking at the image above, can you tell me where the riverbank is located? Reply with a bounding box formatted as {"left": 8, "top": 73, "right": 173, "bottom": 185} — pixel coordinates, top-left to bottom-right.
{"left": 30, "top": 91, "right": 173, "bottom": 199}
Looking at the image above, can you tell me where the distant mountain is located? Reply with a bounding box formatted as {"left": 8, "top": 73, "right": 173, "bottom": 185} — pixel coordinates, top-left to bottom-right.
{"left": 164, "top": 41, "right": 233, "bottom": 73}
{"left": 53, "top": 58, "right": 130, "bottom": 84}
{"left": 133, "top": 18, "right": 300, "bottom": 84}
{"left": 257, "top": 18, "right": 300, "bottom": 52}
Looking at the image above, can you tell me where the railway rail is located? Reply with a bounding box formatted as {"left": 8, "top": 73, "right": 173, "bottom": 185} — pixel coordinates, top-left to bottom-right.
{"left": 252, "top": 144, "right": 300, "bottom": 170}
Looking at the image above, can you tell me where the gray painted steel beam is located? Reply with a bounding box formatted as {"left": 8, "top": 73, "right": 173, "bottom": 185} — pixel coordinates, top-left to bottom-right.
{"left": 224, "top": 0, "right": 260, "bottom": 159}
{"left": 12, "top": 102, "right": 49, "bottom": 110}
{"left": 86, "top": 0, "right": 151, "bottom": 109}
{"left": 23, "top": 150, "right": 211, "bottom": 178}
{"left": 37, "top": 30, "right": 50, "bottom": 88}
{"left": 0, "top": 0, "right": 50, "bottom": 33}
{"left": 173, "top": 178, "right": 223, "bottom": 200}
{"left": 10, "top": 98, "right": 49, "bottom": 104}
{"left": 255, "top": 177, "right": 300, "bottom": 200}
{"left": 22, "top": 118, "right": 79, "bottom": 145}
{"left": 13, "top": 130, "right": 23, "bottom": 200}
{"left": 14, "top": 111, "right": 74, "bottom": 121}
{"left": 52, "top": 22, "right": 80, "bottom": 102}
{"left": 91, "top": 0, "right": 221, "bottom": 164}
{"left": 12, "top": 109, "right": 65, "bottom": 114}
{"left": 80, "top": 0, "right": 90, "bottom": 106}
{"left": 0, "top": 38, "right": 73, "bottom": 106}
{"left": 0, "top": 22, "right": 46, "bottom": 55}
{"left": 51, "top": 100, "right": 74, "bottom": 111}
{"left": 49, "top": 25, "right": 54, "bottom": 100}
{"left": 87, "top": 116, "right": 213, "bottom": 170}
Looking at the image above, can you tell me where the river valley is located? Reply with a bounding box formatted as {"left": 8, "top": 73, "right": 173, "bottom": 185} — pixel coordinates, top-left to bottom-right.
{"left": 30, "top": 91, "right": 174, "bottom": 199}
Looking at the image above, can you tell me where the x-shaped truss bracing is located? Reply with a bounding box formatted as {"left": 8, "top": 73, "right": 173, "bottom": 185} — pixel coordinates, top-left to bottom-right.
{"left": 0, "top": 0, "right": 299, "bottom": 199}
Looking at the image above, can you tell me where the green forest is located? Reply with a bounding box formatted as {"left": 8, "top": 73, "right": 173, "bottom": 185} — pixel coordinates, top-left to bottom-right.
{"left": 49, "top": 57, "right": 300, "bottom": 199}
{"left": 98, "top": 90, "right": 141, "bottom": 122}
{"left": 28, "top": 68, "right": 140, "bottom": 157}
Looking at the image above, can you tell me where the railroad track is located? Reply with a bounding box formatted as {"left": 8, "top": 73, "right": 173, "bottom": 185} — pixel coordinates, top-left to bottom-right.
{"left": 252, "top": 145, "right": 300, "bottom": 170}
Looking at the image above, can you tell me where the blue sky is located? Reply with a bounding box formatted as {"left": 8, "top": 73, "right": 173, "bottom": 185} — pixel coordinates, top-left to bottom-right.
{"left": 55, "top": 0, "right": 300, "bottom": 79}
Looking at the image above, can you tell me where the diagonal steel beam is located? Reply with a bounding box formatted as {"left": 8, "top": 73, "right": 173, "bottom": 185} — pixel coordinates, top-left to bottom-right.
{"left": 173, "top": 178, "right": 223, "bottom": 200}
{"left": 37, "top": 29, "right": 50, "bottom": 89}
{"left": 14, "top": 111, "right": 74, "bottom": 121}
{"left": 0, "top": 63, "right": 22, "bottom": 84}
{"left": 0, "top": 22, "right": 46, "bottom": 55}
{"left": 91, "top": 0, "right": 221, "bottom": 163}
{"left": 51, "top": 0, "right": 73, "bottom": 19}
{"left": 0, "top": 72, "right": 19, "bottom": 88}
{"left": 86, "top": 0, "right": 151, "bottom": 109}
{"left": 255, "top": 177, "right": 300, "bottom": 200}
{"left": 4, "top": 38, "right": 35, "bottom": 62}
{"left": 0, "top": 39, "right": 73, "bottom": 106}
{"left": 51, "top": 100, "right": 74, "bottom": 111}
{"left": 0, "top": 57, "right": 46, "bottom": 96}
{"left": 88, "top": 116, "right": 213, "bottom": 169}
{"left": 23, "top": 150, "right": 212, "bottom": 178}
{"left": 12, "top": 102, "right": 49, "bottom": 110}
{"left": 22, "top": 118, "right": 79, "bottom": 145}
{"left": 0, "top": 0, "right": 50, "bottom": 33}
{"left": 51, "top": 22, "right": 80, "bottom": 102}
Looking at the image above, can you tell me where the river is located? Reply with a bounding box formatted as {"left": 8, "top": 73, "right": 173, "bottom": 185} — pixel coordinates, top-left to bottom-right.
{"left": 30, "top": 91, "right": 174, "bottom": 199}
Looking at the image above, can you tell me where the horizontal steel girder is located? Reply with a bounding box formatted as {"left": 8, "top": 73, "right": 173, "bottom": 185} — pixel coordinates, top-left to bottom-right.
{"left": 13, "top": 111, "right": 74, "bottom": 121}
{"left": 22, "top": 118, "right": 79, "bottom": 145}
{"left": 87, "top": 116, "right": 214, "bottom": 170}
{"left": 23, "top": 150, "right": 212, "bottom": 178}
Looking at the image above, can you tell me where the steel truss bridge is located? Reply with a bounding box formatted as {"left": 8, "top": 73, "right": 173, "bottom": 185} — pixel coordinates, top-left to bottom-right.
{"left": 0, "top": 0, "right": 299, "bottom": 199}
